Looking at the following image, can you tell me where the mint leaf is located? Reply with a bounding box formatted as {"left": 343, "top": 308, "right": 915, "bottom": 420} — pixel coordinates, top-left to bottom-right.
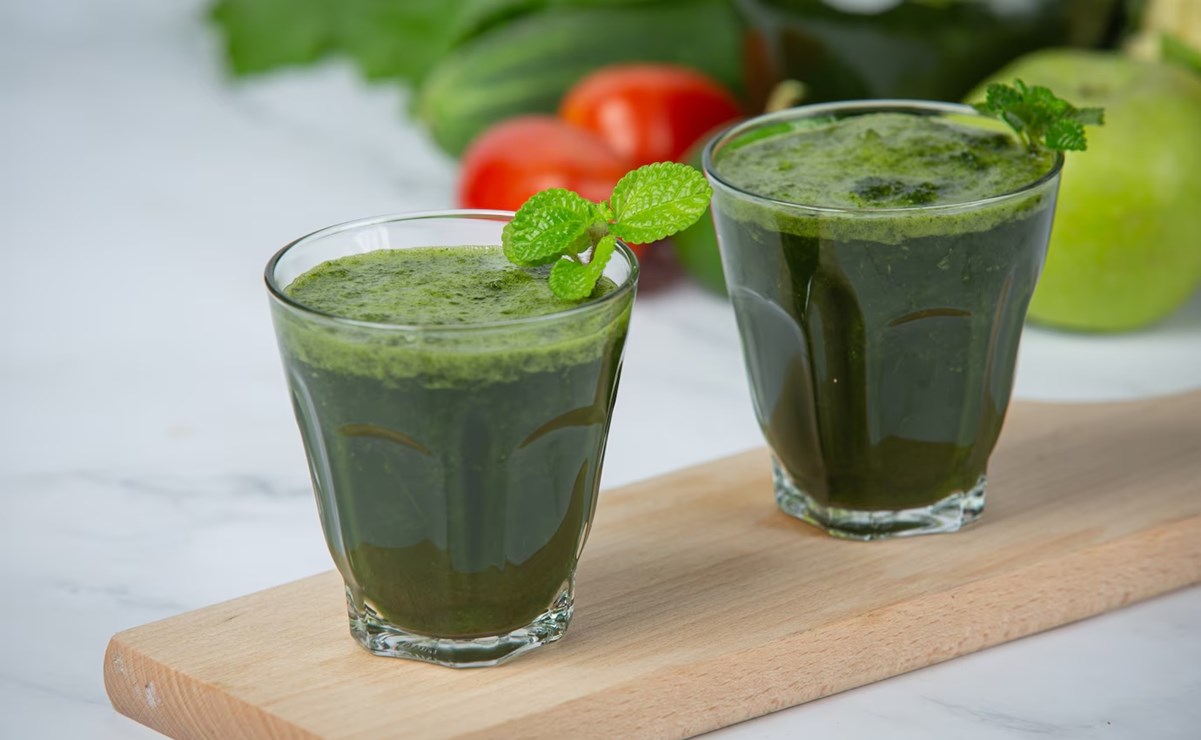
{"left": 973, "top": 82, "right": 1023, "bottom": 119}
{"left": 547, "top": 260, "right": 593, "bottom": 302}
{"left": 609, "top": 162, "right": 713, "bottom": 243}
{"left": 1044, "top": 119, "right": 1087, "bottom": 152}
{"left": 970, "top": 79, "right": 1104, "bottom": 153}
{"left": 1026, "top": 83, "right": 1070, "bottom": 118}
{"left": 587, "top": 231, "right": 617, "bottom": 276}
{"left": 502, "top": 189, "right": 598, "bottom": 267}
{"left": 548, "top": 234, "right": 617, "bottom": 301}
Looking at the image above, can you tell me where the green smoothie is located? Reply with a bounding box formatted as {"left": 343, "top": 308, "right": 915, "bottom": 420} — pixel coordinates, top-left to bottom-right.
{"left": 272, "top": 246, "right": 631, "bottom": 638}
{"left": 716, "top": 113, "right": 1052, "bottom": 211}
{"left": 708, "top": 109, "right": 1060, "bottom": 536}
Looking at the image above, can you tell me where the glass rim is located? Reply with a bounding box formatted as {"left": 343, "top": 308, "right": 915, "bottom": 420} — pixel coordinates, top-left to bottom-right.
{"left": 702, "top": 99, "right": 1065, "bottom": 216}
{"left": 264, "top": 209, "right": 639, "bottom": 332}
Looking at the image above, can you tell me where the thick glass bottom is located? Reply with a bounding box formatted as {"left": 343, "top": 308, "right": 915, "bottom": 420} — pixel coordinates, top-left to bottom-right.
{"left": 345, "top": 580, "right": 573, "bottom": 668}
{"left": 772, "top": 459, "right": 986, "bottom": 541}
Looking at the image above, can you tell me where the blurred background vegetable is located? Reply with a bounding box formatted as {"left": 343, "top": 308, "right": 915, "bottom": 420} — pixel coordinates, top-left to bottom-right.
{"left": 971, "top": 49, "right": 1201, "bottom": 332}
{"left": 209, "top": 0, "right": 743, "bottom": 152}
{"left": 560, "top": 64, "right": 743, "bottom": 165}
{"left": 1126, "top": 0, "right": 1201, "bottom": 70}
{"left": 737, "top": 0, "right": 1121, "bottom": 108}
{"left": 458, "top": 115, "right": 631, "bottom": 213}
{"left": 208, "top": 0, "right": 1201, "bottom": 327}
{"left": 210, "top": 0, "right": 463, "bottom": 84}
{"left": 417, "top": 0, "right": 743, "bottom": 157}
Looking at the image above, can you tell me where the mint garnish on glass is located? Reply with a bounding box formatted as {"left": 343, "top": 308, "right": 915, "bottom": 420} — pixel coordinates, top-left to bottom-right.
{"left": 502, "top": 162, "right": 712, "bottom": 301}
{"left": 972, "top": 79, "right": 1104, "bottom": 153}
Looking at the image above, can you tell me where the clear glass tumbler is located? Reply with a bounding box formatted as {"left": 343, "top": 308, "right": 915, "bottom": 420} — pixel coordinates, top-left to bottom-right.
{"left": 704, "top": 101, "right": 1063, "bottom": 540}
{"left": 265, "top": 212, "right": 637, "bottom": 666}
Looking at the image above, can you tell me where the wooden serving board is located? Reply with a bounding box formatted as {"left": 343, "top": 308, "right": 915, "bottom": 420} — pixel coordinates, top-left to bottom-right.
{"left": 106, "top": 392, "right": 1201, "bottom": 739}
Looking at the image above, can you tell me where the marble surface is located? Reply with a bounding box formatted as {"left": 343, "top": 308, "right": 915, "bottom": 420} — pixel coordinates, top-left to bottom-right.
{"left": 2, "top": 1, "right": 1199, "bottom": 738}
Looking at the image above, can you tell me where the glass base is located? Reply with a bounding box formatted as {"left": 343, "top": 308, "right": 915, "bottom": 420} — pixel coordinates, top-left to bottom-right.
{"left": 772, "top": 459, "right": 986, "bottom": 541}
{"left": 346, "top": 581, "right": 573, "bottom": 668}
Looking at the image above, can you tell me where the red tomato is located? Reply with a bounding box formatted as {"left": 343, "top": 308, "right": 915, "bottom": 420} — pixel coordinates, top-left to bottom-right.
{"left": 458, "top": 115, "right": 632, "bottom": 213}
{"left": 560, "top": 64, "right": 743, "bottom": 165}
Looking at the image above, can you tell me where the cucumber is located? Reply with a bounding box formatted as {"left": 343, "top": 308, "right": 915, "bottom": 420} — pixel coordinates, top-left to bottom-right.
{"left": 417, "top": 0, "right": 744, "bottom": 156}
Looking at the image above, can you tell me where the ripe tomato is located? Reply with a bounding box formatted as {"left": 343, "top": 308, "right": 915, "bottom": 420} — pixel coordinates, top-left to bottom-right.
{"left": 559, "top": 64, "right": 743, "bottom": 165}
{"left": 458, "top": 115, "right": 632, "bottom": 212}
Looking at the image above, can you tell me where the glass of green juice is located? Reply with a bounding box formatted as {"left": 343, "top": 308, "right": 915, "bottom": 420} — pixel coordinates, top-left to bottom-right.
{"left": 703, "top": 101, "right": 1063, "bottom": 540}
{"left": 265, "top": 211, "right": 637, "bottom": 666}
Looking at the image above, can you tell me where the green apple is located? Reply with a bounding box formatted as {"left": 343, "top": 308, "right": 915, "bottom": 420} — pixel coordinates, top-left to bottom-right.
{"left": 970, "top": 50, "right": 1201, "bottom": 331}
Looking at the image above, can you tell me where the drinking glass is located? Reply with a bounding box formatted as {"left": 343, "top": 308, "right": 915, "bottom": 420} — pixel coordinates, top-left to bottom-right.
{"left": 704, "top": 102, "right": 1062, "bottom": 539}
{"left": 265, "top": 212, "right": 637, "bottom": 665}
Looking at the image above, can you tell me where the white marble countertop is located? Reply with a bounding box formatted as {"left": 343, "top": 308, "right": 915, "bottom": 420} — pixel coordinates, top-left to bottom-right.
{"left": 2, "top": 1, "right": 1199, "bottom": 738}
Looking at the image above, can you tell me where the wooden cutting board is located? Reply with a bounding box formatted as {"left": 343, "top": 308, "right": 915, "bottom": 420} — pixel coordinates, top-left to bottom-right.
{"left": 105, "top": 392, "right": 1201, "bottom": 739}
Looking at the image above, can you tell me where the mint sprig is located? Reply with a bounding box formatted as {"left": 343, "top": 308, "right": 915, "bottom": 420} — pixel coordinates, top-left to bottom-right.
{"left": 502, "top": 162, "right": 712, "bottom": 301}
{"left": 972, "top": 79, "right": 1104, "bottom": 153}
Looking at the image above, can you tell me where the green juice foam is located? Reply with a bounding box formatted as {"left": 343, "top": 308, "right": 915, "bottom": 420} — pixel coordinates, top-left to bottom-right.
{"left": 285, "top": 247, "right": 617, "bottom": 325}
{"left": 712, "top": 112, "right": 1058, "bottom": 243}
{"left": 275, "top": 247, "right": 629, "bottom": 387}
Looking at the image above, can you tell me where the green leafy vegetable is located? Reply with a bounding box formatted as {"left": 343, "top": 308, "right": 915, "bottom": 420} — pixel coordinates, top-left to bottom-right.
{"left": 451, "top": 0, "right": 662, "bottom": 45}
{"left": 209, "top": 0, "right": 743, "bottom": 156}
{"left": 208, "top": 0, "right": 336, "bottom": 74}
{"left": 502, "top": 163, "right": 713, "bottom": 300}
{"left": 208, "top": 0, "right": 466, "bottom": 85}
{"left": 971, "top": 79, "right": 1104, "bottom": 153}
